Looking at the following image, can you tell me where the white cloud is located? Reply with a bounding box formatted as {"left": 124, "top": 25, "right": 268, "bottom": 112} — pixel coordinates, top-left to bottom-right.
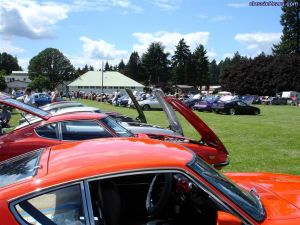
{"left": 73, "top": 36, "right": 128, "bottom": 68}
{"left": 0, "top": 0, "right": 69, "bottom": 39}
{"left": 207, "top": 50, "right": 217, "bottom": 61}
{"left": 227, "top": 3, "right": 249, "bottom": 8}
{"left": 18, "top": 58, "right": 30, "bottom": 70}
{"left": 234, "top": 32, "right": 281, "bottom": 53}
{"left": 132, "top": 31, "right": 210, "bottom": 55}
{"left": 0, "top": 0, "right": 143, "bottom": 40}
{"left": 153, "top": 0, "right": 181, "bottom": 11}
{"left": 0, "top": 39, "right": 24, "bottom": 53}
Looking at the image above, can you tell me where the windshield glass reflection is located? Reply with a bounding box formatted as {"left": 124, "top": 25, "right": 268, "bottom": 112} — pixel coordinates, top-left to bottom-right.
{"left": 189, "top": 157, "right": 265, "bottom": 221}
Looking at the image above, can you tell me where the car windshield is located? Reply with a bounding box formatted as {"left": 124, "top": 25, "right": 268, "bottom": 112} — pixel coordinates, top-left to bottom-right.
{"left": 0, "top": 149, "right": 43, "bottom": 188}
{"left": 1, "top": 98, "right": 49, "bottom": 118}
{"left": 189, "top": 157, "right": 265, "bottom": 221}
{"left": 100, "top": 116, "right": 133, "bottom": 137}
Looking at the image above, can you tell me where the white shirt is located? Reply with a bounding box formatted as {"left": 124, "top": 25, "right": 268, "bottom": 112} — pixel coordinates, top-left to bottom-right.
{"left": 24, "top": 94, "right": 35, "bottom": 105}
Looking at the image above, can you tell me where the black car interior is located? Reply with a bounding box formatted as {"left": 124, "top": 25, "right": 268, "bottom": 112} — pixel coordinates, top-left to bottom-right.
{"left": 88, "top": 172, "right": 220, "bottom": 225}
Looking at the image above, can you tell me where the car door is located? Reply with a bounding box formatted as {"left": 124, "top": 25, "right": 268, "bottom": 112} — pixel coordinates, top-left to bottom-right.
{"left": 3, "top": 123, "right": 61, "bottom": 161}
{"left": 235, "top": 101, "right": 248, "bottom": 114}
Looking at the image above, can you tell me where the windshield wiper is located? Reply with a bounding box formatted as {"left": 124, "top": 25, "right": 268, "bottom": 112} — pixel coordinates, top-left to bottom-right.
{"left": 250, "top": 188, "right": 265, "bottom": 217}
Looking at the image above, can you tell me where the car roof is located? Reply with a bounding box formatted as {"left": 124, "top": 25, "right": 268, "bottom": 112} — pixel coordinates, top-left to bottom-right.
{"left": 0, "top": 138, "right": 194, "bottom": 199}
{"left": 41, "top": 112, "right": 108, "bottom": 123}
{"left": 41, "top": 101, "right": 83, "bottom": 109}
{"left": 47, "top": 138, "right": 193, "bottom": 178}
{"left": 53, "top": 106, "right": 100, "bottom": 115}
{"left": 15, "top": 112, "right": 108, "bottom": 130}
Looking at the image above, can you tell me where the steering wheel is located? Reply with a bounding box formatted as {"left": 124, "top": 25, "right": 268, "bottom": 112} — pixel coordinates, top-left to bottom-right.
{"left": 146, "top": 173, "right": 173, "bottom": 217}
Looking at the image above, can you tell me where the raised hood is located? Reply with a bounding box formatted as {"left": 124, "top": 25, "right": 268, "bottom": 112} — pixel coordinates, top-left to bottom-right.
{"left": 125, "top": 89, "right": 147, "bottom": 123}
{"left": 160, "top": 92, "right": 228, "bottom": 154}
{"left": 155, "top": 90, "right": 184, "bottom": 136}
{"left": 0, "top": 92, "right": 50, "bottom": 120}
{"left": 227, "top": 172, "right": 300, "bottom": 220}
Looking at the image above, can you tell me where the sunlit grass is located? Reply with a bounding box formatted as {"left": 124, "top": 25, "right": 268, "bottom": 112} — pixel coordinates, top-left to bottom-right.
{"left": 8, "top": 100, "right": 300, "bottom": 175}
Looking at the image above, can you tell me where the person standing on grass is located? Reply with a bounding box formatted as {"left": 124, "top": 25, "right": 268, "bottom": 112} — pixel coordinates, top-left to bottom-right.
{"left": 51, "top": 89, "right": 59, "bottom": 103}
{"left": 24, "top": 88, "right": 35, "bottom": 106}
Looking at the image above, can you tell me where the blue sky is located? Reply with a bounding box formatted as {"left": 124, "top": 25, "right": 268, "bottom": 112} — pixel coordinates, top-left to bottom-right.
{"left": 0, "top": 0, "right": 284, "bottom": 70}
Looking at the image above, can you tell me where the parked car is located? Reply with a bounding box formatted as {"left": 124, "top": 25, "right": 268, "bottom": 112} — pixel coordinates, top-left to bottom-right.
{"left": 212, "top": 100, "right": 260, "bottom": 115}
{"left": 40, "top": 101, "right": 85, "bottom": 113}
{"left": 193, "top": 97, "right": 219, "bottom": 112}
{"left": 0, "top": 91, "right": 229, "bottom": 168}
{"left": 19, "top": 101, "right": 85, "bottom": 124}
{"left": 269, "top": 97, "right": 287, "bottom": 105}
{"left": 116, "top": 95, "right": 130, "bottom": 107}
{"left": 1, "top": 138, "right": 300, "bottom": 225}
{"left": 182, "top": 94, "right": 201, "bottom": 109}
{"left": 132, "top": 95, "right": 162, "bottom": 110}
{"left": 32, "top": 92, "right": 51, "bottom": 106}
{"left": 125, "top": 89, "right": 229, "bottom": 168}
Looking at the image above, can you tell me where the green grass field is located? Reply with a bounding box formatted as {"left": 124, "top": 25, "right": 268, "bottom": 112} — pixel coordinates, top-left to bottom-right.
{"left": 8, "top": 100, "right": 300, "bottom": 175}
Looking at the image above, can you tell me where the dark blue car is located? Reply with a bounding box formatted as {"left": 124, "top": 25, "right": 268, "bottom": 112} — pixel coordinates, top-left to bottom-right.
{"left": 193, "top": 97, "right": 219, "bottom": 112}
{"left": 33, "top": 93, "right": 51, "bottom": 106}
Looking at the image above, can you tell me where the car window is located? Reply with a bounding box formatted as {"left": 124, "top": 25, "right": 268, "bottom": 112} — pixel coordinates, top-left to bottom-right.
{"left": 237, "top": 101, "right": 247, "bottom": 106}
{"left": 35, "top": 123, "right": 59, "bottom": 139}
{"left": 0, "top": 150, "right": 42, "bottom": 188}
{"left": 61, "top": 120, "right": 113, "bottom": 141}
{"left": 13, "top": 184, "right": 86, "bottom": 225}
{"left": 100, "top": 116, "right": 133, "bottom": 137}
{"left": 189, "top": 157, "right": 265, "bottom": 221}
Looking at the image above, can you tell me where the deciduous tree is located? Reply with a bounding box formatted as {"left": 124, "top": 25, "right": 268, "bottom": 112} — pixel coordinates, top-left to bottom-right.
{"left": 28, "top": 48, "right": 77, "bottom": 90}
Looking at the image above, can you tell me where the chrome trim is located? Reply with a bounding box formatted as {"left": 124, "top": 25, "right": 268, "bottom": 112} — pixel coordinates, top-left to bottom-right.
{"left": 84, "top": 180, "right": 96, "bottom": 225}
{"left": 213, "top": 159, "right": 230, "bottom": 168}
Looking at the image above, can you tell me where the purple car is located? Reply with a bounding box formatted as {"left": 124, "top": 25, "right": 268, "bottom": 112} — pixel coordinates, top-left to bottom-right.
{"left": 193, "top": 97, "right": 219, "bottom": 112}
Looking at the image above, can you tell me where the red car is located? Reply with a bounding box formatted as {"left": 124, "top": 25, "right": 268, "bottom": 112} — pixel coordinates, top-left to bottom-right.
{"left": 1, "top": 138, "right": 300, "bottom": 225}
{"left": 0, "top": 92, "right": 228, "bottom": 168}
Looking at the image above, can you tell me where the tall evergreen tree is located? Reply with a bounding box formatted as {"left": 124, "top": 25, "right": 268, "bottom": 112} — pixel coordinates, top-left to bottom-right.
{"left": 104, "top": 62, "right": 110, "bottom": 71}
{"left": 193, "top": 44, "right": 209, "bottom": 90}
{"left": 0, "top": 70, "right": 7, "bottom": 91}
{"left": 171, "top": 39, "right": 191, "bottom": 84}
{"left": 141, "top": 42, "right": 170, "bottom": 86}
{"left": 118, "top": 59, "right": 126, "bottom": 74}
{"left": 208, "top": 59, "right": 220, "bottom": 85}
{"left": 273, "top": 0, "right": 300, "bottom": 54}
{"left": 125, "top": 52, "right": 146, "bottom": 83}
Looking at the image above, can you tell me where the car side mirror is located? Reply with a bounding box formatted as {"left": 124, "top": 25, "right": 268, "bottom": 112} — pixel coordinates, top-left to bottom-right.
{"left": 217, "top": 211, "right": 242, "bottom": 225}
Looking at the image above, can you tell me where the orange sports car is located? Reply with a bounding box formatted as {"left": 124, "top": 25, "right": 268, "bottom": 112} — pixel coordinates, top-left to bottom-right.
{"left": 1, "top": 138, "right": 300, "bottom": 225}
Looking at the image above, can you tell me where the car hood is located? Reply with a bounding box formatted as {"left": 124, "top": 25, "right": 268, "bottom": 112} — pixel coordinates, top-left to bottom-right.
{"left": 126, "top": 89, "right": 147, "bottom": 123}
{"left": 0, "top": 92, "right": 50, "bottom": 120}
{"left": 227, "top": 172, "right": 300, "bottom": 219}
{"left": 160, "top": 93, "right": 227, "bottom": 154}
{"left": 155, "top": 90, "right": 184, "bottom": 136}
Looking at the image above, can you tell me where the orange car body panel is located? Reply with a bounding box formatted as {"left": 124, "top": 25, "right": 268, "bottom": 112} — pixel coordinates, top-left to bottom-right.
{"left": 0, "top": 138, "right": 300, "bottom": 225}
